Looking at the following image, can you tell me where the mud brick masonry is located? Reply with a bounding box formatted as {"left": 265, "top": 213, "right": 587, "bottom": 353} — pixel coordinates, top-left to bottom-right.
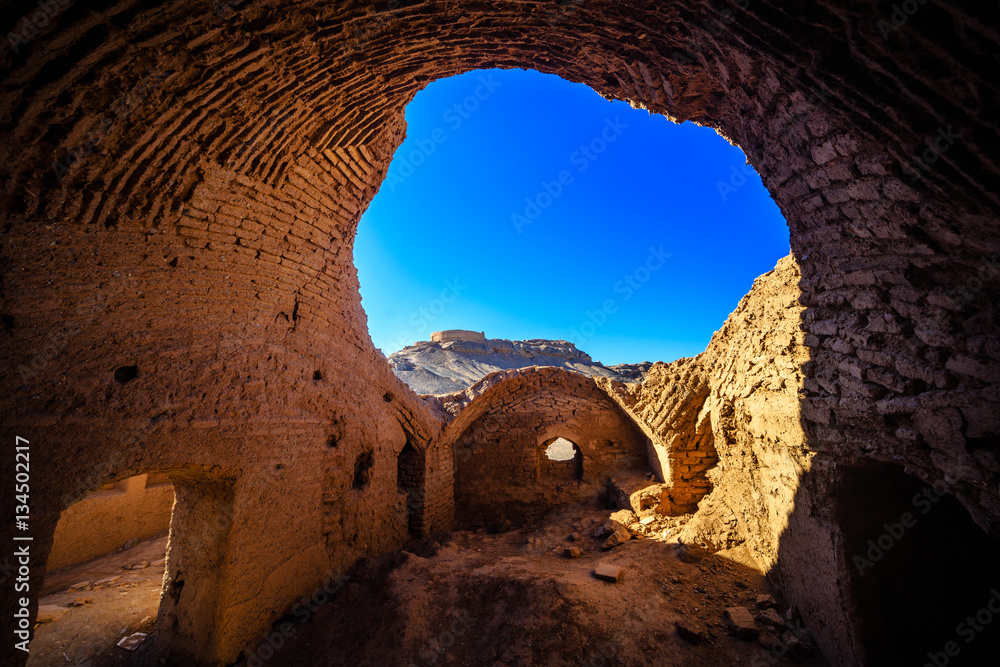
{"left": 1, "top": 1, "right": 999, "bottom": 666}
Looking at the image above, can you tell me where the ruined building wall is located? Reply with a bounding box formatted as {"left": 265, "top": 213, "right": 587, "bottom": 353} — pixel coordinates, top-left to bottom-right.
{"left": 1, "top": 1, "right": 998, "bottom": 665}
{"left": 420, "top": 436, "right": 457, "bottom": 534}
{"left": 608, "top": 252, "right": 993, "bottom": 666}
{"left": 441, "top": 368, "right": 649, "bottom": 527}
{"left": 690, "top": 254, "right": 813, "bottom": 573}
{"left": 46, "top": 473, "right": 174, "bottom": 571}
{"left": 603, "top": 256, "right": 852, "bottom": 659}
{"left": 597, "top": 359, "right": 718, "bottom": 513}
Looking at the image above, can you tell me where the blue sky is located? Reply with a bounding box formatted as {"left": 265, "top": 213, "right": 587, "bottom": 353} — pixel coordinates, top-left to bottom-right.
{"left": 354, "top": 69, "right": 789, "bottom": 366}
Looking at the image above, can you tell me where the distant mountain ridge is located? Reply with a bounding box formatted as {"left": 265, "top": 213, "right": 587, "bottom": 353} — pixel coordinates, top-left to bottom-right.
{"left": 387, "top": 331, "right": 652, "bottom": 395}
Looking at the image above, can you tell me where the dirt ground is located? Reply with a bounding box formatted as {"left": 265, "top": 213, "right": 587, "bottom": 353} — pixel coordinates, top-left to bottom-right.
{"left": 244, "top": 504, "right": 827, "bottom": 667}
{"left": 31, "top": 506, "right": 828, "bottom": 666}
{"left": 28, "top": 534, "right": 167, "bottom": 666}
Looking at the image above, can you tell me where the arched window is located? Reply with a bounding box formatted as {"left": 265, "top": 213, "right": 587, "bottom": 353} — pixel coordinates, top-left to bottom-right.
{"left": 539, "top": 437, "right": 583, "bottom": 482}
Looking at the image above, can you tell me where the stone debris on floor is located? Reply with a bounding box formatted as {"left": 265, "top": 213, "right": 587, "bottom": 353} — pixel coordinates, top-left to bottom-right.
{"left": 593, "top": 563, "right": 624, "bottom": 582}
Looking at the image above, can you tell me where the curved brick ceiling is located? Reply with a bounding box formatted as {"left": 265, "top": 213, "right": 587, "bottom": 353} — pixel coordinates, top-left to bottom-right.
{"left": 2, "top": 1, "right": 998, "bottom": 664}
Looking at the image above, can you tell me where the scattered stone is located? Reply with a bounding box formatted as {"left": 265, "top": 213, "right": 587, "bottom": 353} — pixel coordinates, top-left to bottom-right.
{"left": 674, "top": 543, "right": 710, "bottom": 563}
{"left": 609, "top": 509, "right": 637, "bottom": 526}
{"left": 94, "top": 576, "right": 121, "bottom": 586}
{"left": 36, "top": 605, "right": 69, "bottom": 623}
{"left": 151, "top": 558, "right": 166, "bottom": 567}
{"left": 68, "top": 581, "right": 90, "bottom": 590}
{"left": 564, "top": 547, "right": 582, "bottom": 559}
{"left": 136, "top": 561, "right": 150, "bottom": 569}
{"left": 724, "top": 606, "right": 760, "bottom": 639}
{"left": 116, "top": 632, "right": 147, "bottom": 651}
{"left": 675, "top": 619, "right": 709, "bottom": 644}
{"left": 65, "top": 598, "right": 92, "bottom": 608}
{"left": 756, "top": 607, "right": 786, "bottom": 630}
{"left": 639, "top": 515, "right": 656, "bottom": 525}
{"left": 593, "top": 520, "right": 619, "bottom": 538}
{"left": 121, "top": 538, "right": 139, "bottom": 551}
{"left": 609, "top": 470, "right": 671, "bottom": 515}
{"left": 602, "top": 525, "right": 632, "bottom": 550}
{"left": 568, "top": 532, "right": 580, "bottom": 542}
{"left": 593, "top": 563, "right": 623, "bottom": 583}
{"left": 755, "top": 593, "right": 778, "bottom": 609}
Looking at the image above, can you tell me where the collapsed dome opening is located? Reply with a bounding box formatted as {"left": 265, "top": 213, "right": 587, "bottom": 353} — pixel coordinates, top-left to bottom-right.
{"left": 356, "top": 68, "right": 790, "bottom": 372}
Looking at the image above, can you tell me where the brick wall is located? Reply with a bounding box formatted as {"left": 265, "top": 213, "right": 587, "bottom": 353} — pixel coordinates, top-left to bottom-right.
{"left": 46, "top": 474, "right": 174, "bottom": 570}
{"left": 1, "top": 1, "right": 998, "bottom": 665}
{"left": 437, "top": 368, "right": 649, "bottom": 527}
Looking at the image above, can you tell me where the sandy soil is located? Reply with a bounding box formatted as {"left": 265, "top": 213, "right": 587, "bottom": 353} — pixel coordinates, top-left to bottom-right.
{"left": 28, "top": 506, "right": 828, "bottom": 666}
{"left": 244, "top": 504, "right": 827, "bottom": 667}
{"left": 28, "top": 534, "right": 167, "bottom": 666}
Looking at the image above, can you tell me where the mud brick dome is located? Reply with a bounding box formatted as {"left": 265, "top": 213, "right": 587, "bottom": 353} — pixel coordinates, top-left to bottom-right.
{"left": 1, "top": 1, "right": 999, "bottom": 665}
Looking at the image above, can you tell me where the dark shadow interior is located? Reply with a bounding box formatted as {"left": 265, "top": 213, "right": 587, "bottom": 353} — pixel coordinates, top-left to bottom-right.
{"left": 396, "top": 441, "right": 426, "bottom": 537}
{"left": 836, "top": 463, "right": 1000, "bottom": 665}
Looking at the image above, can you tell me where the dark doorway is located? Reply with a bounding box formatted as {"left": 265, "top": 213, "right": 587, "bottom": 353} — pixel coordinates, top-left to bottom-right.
{"left": 397, "top": 441, "right": 426, "bottom": 537}
{"left": 837, "top": 463, "right": 1000, "bottom": 666}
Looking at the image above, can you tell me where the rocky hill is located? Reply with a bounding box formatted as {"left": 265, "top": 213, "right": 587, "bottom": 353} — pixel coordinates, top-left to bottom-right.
{"left": 387, "top": 334, "right": 652, "bottom": 395}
